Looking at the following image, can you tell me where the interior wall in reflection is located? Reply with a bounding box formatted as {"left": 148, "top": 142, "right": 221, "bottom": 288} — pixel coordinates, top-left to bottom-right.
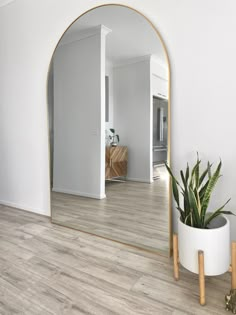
{"left": 114, "top": 56, "right": 168, "bottom": 183}
{"left": 52, "top": 26, "right": 109, "bottom": 199}
{"left": 113, "top": 58, "right": 152, "bottom": 182}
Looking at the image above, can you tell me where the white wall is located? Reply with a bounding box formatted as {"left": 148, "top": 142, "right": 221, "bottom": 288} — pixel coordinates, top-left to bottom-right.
{"left": 151, "top": 56, "right": 168, "bottom": 100}
{"left": 151, "top": 57, "right": 168, "bottom": 81}
{"left": 53, "top": 28, "right": 106, "bottom": 199}
{"left": 114, "top": 59, "right": 152, "bottom": 182}
{"left": 105, "top": 60, "right": 114, "bottom": 132}
{"left": 1, "top": 0, "right": 236, "bottom": 241}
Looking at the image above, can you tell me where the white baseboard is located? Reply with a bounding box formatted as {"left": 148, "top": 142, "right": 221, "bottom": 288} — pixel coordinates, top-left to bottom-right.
{"left": 0, "top": 199, "right": 50, "bottom": 216}
{"left": 52, "top": 187, "right": 106, "bottom": 200}
{"left": 127, "top": 177, "right": 152, "bottom": 184}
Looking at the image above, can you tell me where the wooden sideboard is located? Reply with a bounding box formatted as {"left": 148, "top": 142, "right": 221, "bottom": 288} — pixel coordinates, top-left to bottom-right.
{"left": 105, "top": 146, "right": 128, "bottom": 180}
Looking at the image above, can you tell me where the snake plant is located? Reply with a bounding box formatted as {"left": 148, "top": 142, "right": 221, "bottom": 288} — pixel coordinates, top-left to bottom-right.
{"left": 166, "top": 154, "right": 233, "bottom": 228}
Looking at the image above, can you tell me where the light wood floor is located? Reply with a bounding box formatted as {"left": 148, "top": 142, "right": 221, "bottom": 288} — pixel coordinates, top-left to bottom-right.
{"left": 51, "top": 175, "right": 169, "bottom": 254}
{"left": 0, "top": 204, "right": 231, "bottom": 314}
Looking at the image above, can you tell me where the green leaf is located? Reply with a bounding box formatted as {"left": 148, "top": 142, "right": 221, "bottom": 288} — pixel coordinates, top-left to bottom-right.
{"left": 195, "top": 156, "right": 200, "bottom": 189}
{"left": 199, "top": 166, "right": 210, "bottom": 188}
{"left": 184, "top": 213, "right": 192, "bottom": 225}
{"left": 177, "top": 207, "right": 185, "bottom": 222}
{"left": 201, "top": 161, "right": 222, "bottom": 222}
{"left": 207, "top": 161, "right": 212, "bottom": 178}
{"left": 180, "top": 170, "right": 186, "bottom": 187}
{"left": 172, "top": 177, "right": 180, "bottom": 207}
{"left": 220, "top": 211, "right": 235, "bottom": 216}
{"left": 190, "top": 158, "right": 201, "bottom": 189}
{"left": 193, "top": 187, "right": 201, "bottom": 219}
{"left": 203, "top": 198, "right": 232, "bottom": 227}
{"left": 189, "top": 187, "right": 202, "bottom": 227}
{"left": 110, "top": 128, "right": 115, "bottom": 134}
{"left": 182, "top": 190, "right": 191, "bottom": 223}
{"left": 199, "top": 179, "right": 209, "bottom": 202}
{"left": 116, "top": 135, "right": 120, "bottom": 142}
{"left": 181, "top": 169, "right": 191, "bottom": 222}
{"left": 165, "top": 163, "right": 182, "bottom": 209}
{"left": 185, "top": 163, "right": 189, "bottom": 185}
{"left": 165, "top": 163, "right": 181, "bottom": 186}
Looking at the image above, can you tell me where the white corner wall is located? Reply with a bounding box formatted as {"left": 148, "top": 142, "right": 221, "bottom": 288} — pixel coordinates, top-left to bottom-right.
{"left": 1, "top": 0, "right": 236, "bottom": 241}
{"left": 53, "top": 28, "right": 106, "bottom": 199}
{"left": 105, "top": 60, "right": 114, "bottom": 131}
{"left": 113, "top": 59, "right": 152, "bottom": 182}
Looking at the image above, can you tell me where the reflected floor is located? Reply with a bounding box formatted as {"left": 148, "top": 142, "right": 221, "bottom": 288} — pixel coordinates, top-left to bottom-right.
{"left": 51, "top": 169, "right": 169, "bottom": 253}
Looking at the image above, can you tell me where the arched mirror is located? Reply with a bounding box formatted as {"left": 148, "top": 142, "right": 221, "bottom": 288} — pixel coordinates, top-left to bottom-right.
{"left": 48, "top": 4, "right": 171, "bottom": 255}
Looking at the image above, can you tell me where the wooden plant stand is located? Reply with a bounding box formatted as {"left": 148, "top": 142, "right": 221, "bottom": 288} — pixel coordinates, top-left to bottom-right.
{"left": 173, "top": 234, "right": 236, "bottom": 306}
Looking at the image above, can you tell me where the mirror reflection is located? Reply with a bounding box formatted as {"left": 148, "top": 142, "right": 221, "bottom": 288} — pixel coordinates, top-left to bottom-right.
{"left": 48, "top": 5, "right": 170, "bottom": 253}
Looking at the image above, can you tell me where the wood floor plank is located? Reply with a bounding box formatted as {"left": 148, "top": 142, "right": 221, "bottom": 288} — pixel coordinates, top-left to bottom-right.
{"left": 0, "top": 204, "right": 231, "bottom": 314}
{"left": 0, "top": 277, "right": 54, "bottom": 315}
{"left": 132, "top": 274, "right": 227, "bottom": 315}
{"left": 51, "top": 175, "right": 169, "bottom": 253}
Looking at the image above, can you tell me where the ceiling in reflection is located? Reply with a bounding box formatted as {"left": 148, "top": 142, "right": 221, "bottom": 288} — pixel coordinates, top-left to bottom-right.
{"left": 60, "top": 5, "right": 167, "bottom": 66}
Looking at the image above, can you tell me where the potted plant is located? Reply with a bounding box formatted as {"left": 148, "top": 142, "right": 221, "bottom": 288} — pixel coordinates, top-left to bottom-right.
{"left": 166, "top": 154, "right": 234, "bottom": 276}
{"left": 109, "top": 128, "right": 120, "bottom": 147}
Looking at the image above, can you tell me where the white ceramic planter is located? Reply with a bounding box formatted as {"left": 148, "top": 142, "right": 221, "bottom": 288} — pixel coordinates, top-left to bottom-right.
{"left": 178, "top": 215, "right": 230, "bottom": 276}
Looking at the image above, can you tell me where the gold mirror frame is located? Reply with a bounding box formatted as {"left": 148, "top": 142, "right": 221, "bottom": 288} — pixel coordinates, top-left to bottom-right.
{"left": 46, "top": 3, "right": 172, "bottom": 257}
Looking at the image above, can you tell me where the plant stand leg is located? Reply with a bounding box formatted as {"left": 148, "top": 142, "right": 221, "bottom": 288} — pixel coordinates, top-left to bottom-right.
{"left": 173, "top": 234, "right": 179, "bottom": 280}
{"left": 198, "top": 250, "right": 206, "bottom": 306}
{"left": 232, "top": 242, "right": 236, "bottom": 289}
